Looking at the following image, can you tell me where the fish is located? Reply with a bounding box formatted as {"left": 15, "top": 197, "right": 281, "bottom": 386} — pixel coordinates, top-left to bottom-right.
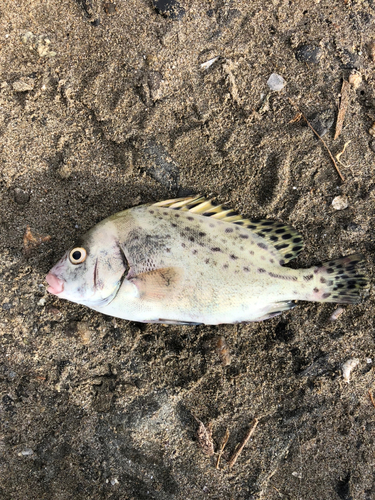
{"left": 46, "top": 196, "right": 368, "bottom": 325}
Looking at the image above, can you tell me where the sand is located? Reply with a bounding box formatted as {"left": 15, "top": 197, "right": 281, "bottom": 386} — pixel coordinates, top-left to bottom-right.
{"left": 0, "top": 0, "right": 374, "bottom": 498}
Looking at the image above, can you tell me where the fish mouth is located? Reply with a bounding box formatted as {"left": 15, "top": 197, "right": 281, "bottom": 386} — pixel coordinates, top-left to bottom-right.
{"left": 46, "top": 273, "right": 65, "bottom": 295}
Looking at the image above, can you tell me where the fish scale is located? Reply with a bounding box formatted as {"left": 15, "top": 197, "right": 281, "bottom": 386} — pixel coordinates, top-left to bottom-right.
{"left": 46, "top": 196, "right": 369, "bottom": 325}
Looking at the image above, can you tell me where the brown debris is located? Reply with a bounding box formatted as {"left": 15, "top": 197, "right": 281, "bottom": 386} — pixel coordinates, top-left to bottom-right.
{"left": 289, "top": 99, "right": 345, "bottom": 182}
{"left": 216, "top": 336, "right": 231, "bottom": 366}
{"left": 23, "top": 225, "right": 51, "bottom": 256}
{"left": 216, "top": 428, "right": 230, "bottom": 470}
{"left": 334, "top": 80, "right": 351, "bottom": 140}
{"left": 195, "top": 418, "right": 214, "bottom": 456}
{"left": 228, "top": 418, "right": 259, "bottom": 469}
{"left": 368, "top": 41, "right": 375, "bottom": 61}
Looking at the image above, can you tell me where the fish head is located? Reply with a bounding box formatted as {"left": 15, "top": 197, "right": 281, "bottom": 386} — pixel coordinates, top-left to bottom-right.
{"left": 46, "top": 222, "right": 127, "bottom": 308}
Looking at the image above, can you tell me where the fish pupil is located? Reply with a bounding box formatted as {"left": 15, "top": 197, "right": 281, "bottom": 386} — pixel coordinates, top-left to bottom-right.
{"left": 72, "top": 250, "right": 81, "bottom": 260}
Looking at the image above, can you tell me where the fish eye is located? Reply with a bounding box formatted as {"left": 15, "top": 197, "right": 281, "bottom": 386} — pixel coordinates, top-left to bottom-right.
{"left": 69, "top": 247, "right": 87, "bottom": 264}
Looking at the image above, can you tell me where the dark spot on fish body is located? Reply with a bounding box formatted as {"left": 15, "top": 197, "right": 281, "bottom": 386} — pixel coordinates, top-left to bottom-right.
{"left": 313, "top": 287, "right": 319, "bottom": 293}
{"left": 240, "top": 234, "right": 248, "bottom": 239}
{"left": 282, "top": 233, "right": 292, "bottom": 240}
{"left": 211, "top": 247, "right": 221, "bottom": 252}
{"left": 270, "top": 258, "right": 274, "bottom": 263}
{"left": 258, "top": 242, "right": 267, "bottom": 250}
{"left": 240, "top": 246, "right": 244, "bottom": 251}
{"left": 284, "top": 253, "right": 293, "bottom": 260}
{"left": 225, "top": 227, "right": 233, "bottom": 233}
{"left": 199, "top": 232, "right": 206, "bottom": 237}
{"left": 187, "top": 216, "right": 194, "bottom": 221}
{"left": 149, "top": 210, "right": 155, "bottom": 214}
{"left": 293, "top": 237, "right": 303, "bottom": 244}
{"left": 270, "top": 235, "right": 278, "bottom": 242}
{"left": 243, "top": 267, "right": 250, "bottom": 272}
{"left": 261, "top": 255, "right": 266, "bottom": 261}
{"left": 275, "top": 228, "right": 286, "bottom": 234}
{"left": 234, "top": 221, "right": 244, "bottom": 225}
{"left": 258, "top": 268, "right": 266, "bottom": 273}
{"left": 192, "top": 249, "right": 198, "bottom": 255}
{"left": 247, "top": 224, "right": 257, "bottom": 230}
{"left": 175, "top": 213, "right": 180, "bottom": 217}
{"left": 171, "top": 222, "right": 177, "bottom": 227}
{"left": 279, "top": 260, "right": 285, "bottom": 265}
{"left": 249, "top": 250, "right": 254, "bottom": 255}
{"left": 205, "top": 258, "right": 210, "bottom": 264}
{"left": 327, "top": 268, "right": 334, "bottom": 274}
{"left": 223, "top": 263, "right": 229, "bottom": 269}
{"left": 181, "top": 243, "right": 186, "bottom": 248}
{"left": 166, "top": 248, "right": 171, "bottom": 253}
{"left": 209, "top": 223, "right": 215, "bottom": 228}
{"left": 230, "top": 254, "right": 238, "bottom": 260}
{"left": 304, "top": 274, "right": 314, "bottom": 281}
{"left": 189, "top": 236, "right": 195, "bottom": 242}
{"left": 163, "top": 211, "right": 168, "bottom": 215}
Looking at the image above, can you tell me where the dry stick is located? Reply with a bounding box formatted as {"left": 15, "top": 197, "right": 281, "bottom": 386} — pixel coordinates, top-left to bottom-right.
{"left": 216, "top": 428, "right": 230, "bottom": 470}
{"left": 228, "top": 418, "right": 259, "bottom": 469}
{"left": 334, "top": 80, "right": 351, "bottom": 140}
{"left": 289, "top": 99, "right": 345, "bottom": 182}
{"left": 369, "top": 390, "right": 375, "bottom": 409}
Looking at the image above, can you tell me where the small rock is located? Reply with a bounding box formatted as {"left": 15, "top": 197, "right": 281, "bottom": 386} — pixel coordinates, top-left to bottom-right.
{"left": 369, "top": 140, "right": 375, "bottom": 152}
{"left": 142, "top": 140, "right": 179, "bottom": 191}
{"left": 103, "top": 2, "right": 116, "bottom": 14}
{"left": 348, "top": 71, "right": 362, "bottom": 89}
{"left": 295, "top": 45, "right": 322, "bottom": 64}
{"left": 309, "top": 109, "right": 335, "bottom": 137}
{"left": 13, "top": 188, "right": 30, "bottom": 205}
{"left": 12, "top": 78, "right": 34, "bottom": 92}
{"left": 369, "top": 122, "right": 375, "bottom": 136}
{"left": 152, "top": 0, "right": 185, "bottom": 19}
{"left": 332, "top": 195, "right": 348, "bottom": 210}
{"left": 267, "top": 73, "right": 286, "bottom": 91}
{"left": 37, "top": 297, "right": 46, "bottom": 306}
{"left": 20, "top": 32, "right": 57, "bottom": 57}
{"left": 2, "top": 302, "right": 12, "bottom": 310}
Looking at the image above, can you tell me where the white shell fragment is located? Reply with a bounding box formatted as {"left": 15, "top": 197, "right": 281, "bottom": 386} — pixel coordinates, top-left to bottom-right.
{"left": 200, "top": 57, "right": 219, "bottom": 70}
{"left": 332, "top": 195, "right": 348, "bottom": 210}
{"left": 267, "top": 73, "right": 286, "bottom": 91}
{"left": 329, "top": 307, "right": 344, "bottom": 321}
{"left": 18, "top": 448, "right": 34, "bottom": 456}
{"left": 342, "top": 358, "right": 360, "bottom": 383}
{"left": 348, "top": 71, "right": 362, "bottom": 90}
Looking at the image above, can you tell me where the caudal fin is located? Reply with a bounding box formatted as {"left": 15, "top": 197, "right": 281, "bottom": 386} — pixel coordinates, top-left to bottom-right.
{"left": 313, "top": 253, "right": 368, "bottom": 304}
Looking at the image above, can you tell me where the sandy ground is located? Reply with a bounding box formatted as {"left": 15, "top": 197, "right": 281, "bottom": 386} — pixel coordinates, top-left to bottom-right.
{"left": 1, "top": 0, "right": 375, "bottom": 498}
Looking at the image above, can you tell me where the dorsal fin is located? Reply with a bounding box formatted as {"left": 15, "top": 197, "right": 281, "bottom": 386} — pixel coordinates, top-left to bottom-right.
{"left": 152, "top": 196, "right": 304, "bottom": 263}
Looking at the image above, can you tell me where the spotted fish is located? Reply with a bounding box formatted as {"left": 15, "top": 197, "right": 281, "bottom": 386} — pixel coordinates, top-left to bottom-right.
{"left": 46, "top": 196, "right": 368, "bottom": 324}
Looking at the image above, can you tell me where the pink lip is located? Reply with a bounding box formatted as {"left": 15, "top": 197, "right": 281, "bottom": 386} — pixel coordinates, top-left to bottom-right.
{"left": 46, "top": 273, "right": 64, "bottom": 295}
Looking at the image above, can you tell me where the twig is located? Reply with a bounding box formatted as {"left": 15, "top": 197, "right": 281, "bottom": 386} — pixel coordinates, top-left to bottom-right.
{"left": 228, "top": 418, "right": 259, "bottom": 469}
{"left": 334, "top": 80, "right": 351, "bottom": 140}
{"left": 369, "top": 390, "right": 375, "bottom": 408}
{"left": 289, "top": 99, "right": 345, "bottom": 182}
{"left": 216, "top": 428, "right": 230, "bottom": 470}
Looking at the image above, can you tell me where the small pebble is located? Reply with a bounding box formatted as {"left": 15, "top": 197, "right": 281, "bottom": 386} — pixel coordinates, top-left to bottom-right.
{"left": 332, "top": 195, "right": 348, "bottom": 210}
{"left": 342, "top": 358, "right": 360, "bottom": 383}
{"left": 348, "top": 71, "right": 362, "bottom": 90}
{"left": 369, "top": 140, "right": 375, "bottom": 153}
{"left": 295, "top": 45, "right": 322, "bottom": 64}
{"left": 309, "top": 109, "right": 335, "bottom": 137}
{"left": 13, "top": 188, "right": 30, "bottom": 205}
{"left": 369, "top": 122, "right": 375, "bottom": 136}
{"left": 266, "top": 73, "right": 286, "bottom": 91}
{"left": 12, "top": 78, "right": 34, "bottom": 92}
{"left": 37, "top": 297, "right": 46, "bottom": 306}
{"left": 152, "top": 0, "right": 185, "bottom": 19}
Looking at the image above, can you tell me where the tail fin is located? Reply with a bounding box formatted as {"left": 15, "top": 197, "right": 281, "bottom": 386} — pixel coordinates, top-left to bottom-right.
{"left": 312, "top": 253, "right": 368, "bottom": 304}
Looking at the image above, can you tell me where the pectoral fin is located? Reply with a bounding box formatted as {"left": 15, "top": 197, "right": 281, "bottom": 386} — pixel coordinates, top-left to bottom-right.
{"left": 130, "top": 267, "right": 184, "bottom": 300}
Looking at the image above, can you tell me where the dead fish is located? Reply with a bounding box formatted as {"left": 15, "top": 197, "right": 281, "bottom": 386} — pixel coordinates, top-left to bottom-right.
{"left": 46, "top": 196, "right": 368, "bottom": 325}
